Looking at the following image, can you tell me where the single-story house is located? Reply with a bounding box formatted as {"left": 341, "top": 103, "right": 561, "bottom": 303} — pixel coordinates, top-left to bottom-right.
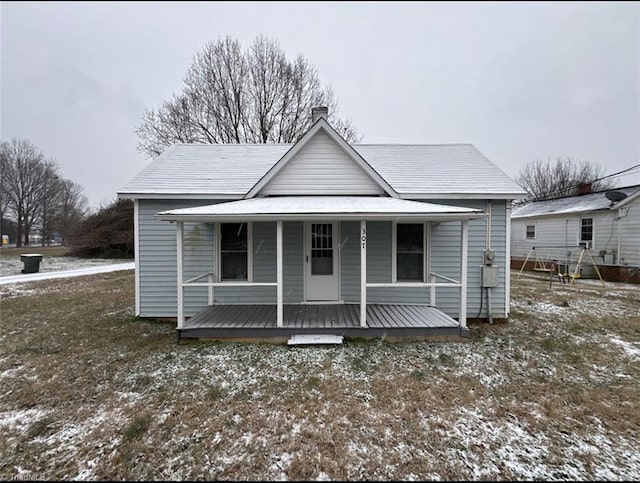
{"left": 511, "top": 184, "right": 640, "bottom": 283}
{"left": 118, "top": 107, "right": 526, "bottom": 341}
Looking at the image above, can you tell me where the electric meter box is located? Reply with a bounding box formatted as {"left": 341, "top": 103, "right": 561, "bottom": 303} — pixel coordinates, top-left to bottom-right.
{"left": 484, "top": 250, "right": 496, "bottom": 266}
{"left": 481, "top": 266, "right": 499, "bottom": 288}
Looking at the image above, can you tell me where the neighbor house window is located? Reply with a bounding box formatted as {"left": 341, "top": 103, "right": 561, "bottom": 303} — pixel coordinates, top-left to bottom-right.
{"left": 526, "top": 225, "right": 536, "bottom": 239}
{"left": 396, "top": 223, "right": 424, "bottom": 282}
{"left": 580, "top": 218, "right": 593, "bottom": 249}
{"left": 220, "top": 223, "right": 249, "bottom": 280}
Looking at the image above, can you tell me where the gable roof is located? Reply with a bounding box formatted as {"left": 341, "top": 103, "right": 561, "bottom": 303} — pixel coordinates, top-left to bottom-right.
{"left": 118, "top": 143, "right": 526, "bottom": 200}
{"left": 246, "top": 117, "right": 397, "bottom": 198}
{"left": 511, "top": 185, "right": 640, "bottom": 219}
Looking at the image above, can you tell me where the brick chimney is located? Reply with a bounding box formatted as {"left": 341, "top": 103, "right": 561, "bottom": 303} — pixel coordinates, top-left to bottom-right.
{"left": 312, "top": 106, "right": 328, "bottom": 123}
{"left": 577, "top": 182, "right": 592, "bottom": 195}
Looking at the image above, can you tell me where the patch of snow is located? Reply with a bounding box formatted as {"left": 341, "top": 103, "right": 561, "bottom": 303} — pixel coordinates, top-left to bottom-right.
{"left": 74, "top": 468, "right": 94, "bottom": 481}
{"left": 608, "top": 335, "right": 640, "bottom": 359}
{"left": 0, "top": 408, "right": 49, "bottom": 433}
{"left": 0, "top": 262, "right": 134, "bottom": 285}
{"left": 532, "top": 302, "right": 566, "bottom": 314}
{"left": 0, "top": 366, "right": 23, "bottom": 379}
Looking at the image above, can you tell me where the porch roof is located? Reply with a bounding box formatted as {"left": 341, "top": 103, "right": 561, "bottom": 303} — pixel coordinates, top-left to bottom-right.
{"left": 155, "top": 196, "right": 486, "bottom": 222}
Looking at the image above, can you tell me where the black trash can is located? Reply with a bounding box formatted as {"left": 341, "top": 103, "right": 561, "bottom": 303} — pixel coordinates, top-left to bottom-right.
{"left": 21, "top": 254, "right": 43, "bottom": 274}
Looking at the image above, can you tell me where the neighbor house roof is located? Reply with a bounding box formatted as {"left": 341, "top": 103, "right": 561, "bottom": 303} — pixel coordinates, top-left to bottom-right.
{"left": 118, "top": 143, "right": 526, "bottom": 200}
{"left": 155, "top": 196, "right": 486, "bottom": 222}
{"left": 511, "top": 185, "right": 640, "bottom": 219}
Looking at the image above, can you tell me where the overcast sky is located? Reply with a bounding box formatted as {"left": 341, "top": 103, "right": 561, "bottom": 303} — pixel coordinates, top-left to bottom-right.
{"left": 2, "top": 1, "right": 639, "bottom": 209}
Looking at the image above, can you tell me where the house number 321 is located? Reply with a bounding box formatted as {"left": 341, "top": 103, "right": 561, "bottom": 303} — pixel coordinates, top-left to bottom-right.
{"left": 361, "top": 227, "right": 367, "bottom": 248}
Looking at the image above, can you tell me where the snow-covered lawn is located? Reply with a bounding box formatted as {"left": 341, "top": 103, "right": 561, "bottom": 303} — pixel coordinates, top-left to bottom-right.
{"left": 0, "top": 269, "right": 638, "bottom": 480}
{"left": 0, "top": 252, "right": 127, "bottom": 278}
{"left": 0, "top": 262, "right": 134, "bottom": 288}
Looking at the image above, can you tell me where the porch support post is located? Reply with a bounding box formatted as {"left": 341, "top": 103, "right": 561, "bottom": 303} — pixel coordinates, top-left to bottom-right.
{"left": 460, "top": 219, "right": 469, "bottom": 328}
{"left": 208, "top": 223, "right": 215, "bottom": 306}
{"left": 276, "top": 220, "right": 283, "bottom": 328}
{"left": 360, "top": 220, "right": 367, "bottom": 328}
{"left": 430, "top": 273, "right": 436, "bottom": 307}
{"left": 208, "top": 273, "right": 214, "bottom": 305}
{"left": 176, "top": 221, "right": 184, "bottom": 330}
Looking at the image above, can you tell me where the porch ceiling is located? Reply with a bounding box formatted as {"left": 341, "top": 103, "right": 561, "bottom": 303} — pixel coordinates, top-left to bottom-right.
{"left": 156, "top": 196, "right": 486, "bottom": 222}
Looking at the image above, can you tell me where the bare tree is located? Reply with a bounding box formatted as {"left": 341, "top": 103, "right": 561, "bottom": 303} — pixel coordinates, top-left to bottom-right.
{"left": 516, "top": 157, "right": 614, "bottom": 201}
{"left": 38, "top": 159, "right": 62, "bottom": 246}
{"left": 1, "top": 140, "right": 46, "bottom": 246}
{"left": 1, "top": 139, "right": 88, "bottom": 247}
{"left": 136, "top": 35, "right": 359, "bottom": 158}
{"left": 0, "top": 147, "right": 12, "bottom": 244}
{"left": 53, "top": 179, "right": 88, "bottom": 245}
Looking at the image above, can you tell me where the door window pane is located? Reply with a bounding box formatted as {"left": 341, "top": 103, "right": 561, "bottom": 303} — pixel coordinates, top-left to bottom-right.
{"left": 311, "top": 223, "right": 333, "bottom": 275}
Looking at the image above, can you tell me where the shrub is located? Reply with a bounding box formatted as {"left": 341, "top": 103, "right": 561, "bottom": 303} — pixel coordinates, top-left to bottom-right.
{"left": 67, "top": 199, "right": 134, "bottom": 258}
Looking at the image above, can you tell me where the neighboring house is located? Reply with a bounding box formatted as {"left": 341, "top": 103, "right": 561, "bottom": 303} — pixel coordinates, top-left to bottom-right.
{"left": 118, "top": 107, "right": 526, "bottom": 341}
{"left": 511, "top": 185, "right": 640, "bottom": 283}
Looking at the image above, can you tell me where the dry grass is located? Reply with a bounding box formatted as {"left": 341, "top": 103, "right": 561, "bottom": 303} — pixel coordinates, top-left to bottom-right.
{"left": 0, "top": 270, "right": 638, "bottom": 480}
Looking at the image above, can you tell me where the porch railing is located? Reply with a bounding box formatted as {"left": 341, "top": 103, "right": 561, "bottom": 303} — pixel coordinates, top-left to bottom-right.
{"left": 184, "top": 270, "right": 460, "bottom": 308}
{"left": 182, "top": 271, "right": 277, "bottom": 305}
{"left": 366, "top": 271, "right": 462, "bottom": 308}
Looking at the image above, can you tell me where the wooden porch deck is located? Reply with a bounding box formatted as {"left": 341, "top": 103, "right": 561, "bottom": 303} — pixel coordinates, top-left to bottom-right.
{"left": 179, "top": 304, "right": 469, "bottom": 340}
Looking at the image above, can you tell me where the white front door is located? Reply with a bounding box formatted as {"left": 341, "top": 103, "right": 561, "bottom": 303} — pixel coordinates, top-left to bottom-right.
{"left": 305, "top": 222, "right": 339, "bottom": 301}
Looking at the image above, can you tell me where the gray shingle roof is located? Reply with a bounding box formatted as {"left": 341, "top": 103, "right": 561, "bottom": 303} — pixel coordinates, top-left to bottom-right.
{"left": 354, "top": 144, "right": 524, "bottom": 196}
{"left": 118, "top": 143, "right": 526, "bottom": 198}
{"left": 119, "top": 144, "right": 291, "bottom": 196}
{"left": 512, "top": 185, "right": 640, "bottom": 218}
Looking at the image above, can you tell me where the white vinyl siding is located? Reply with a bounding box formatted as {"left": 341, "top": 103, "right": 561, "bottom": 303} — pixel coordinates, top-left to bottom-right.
{"left": 511, "top": 216, "right": 580, "bottom": 260}
{"left": 511, "top": 208, "right": 640, "bottom": 267}
{"left": 619, "top": 203, "right": 640, "bottom": 266}
{"left": 260, "top": 131, "right": 384, "bottom": 196}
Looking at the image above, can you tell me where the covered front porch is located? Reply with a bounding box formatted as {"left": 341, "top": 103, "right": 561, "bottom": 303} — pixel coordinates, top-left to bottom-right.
{"left": 156, "top": 196, "right": 487, "bottom": 341}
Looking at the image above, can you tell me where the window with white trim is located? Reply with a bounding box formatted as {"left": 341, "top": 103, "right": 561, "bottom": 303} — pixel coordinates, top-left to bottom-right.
{"left": 220, "top": 223, "right": 249, "bottom": 280}
{"left": 526, "top": 225, "right": 536, "bottom": 239}
{"left": 396, "top": 223, "right": 424, "bottom": 282}
{"left": 580, "top": 218, "right": 593, "bottom": 249}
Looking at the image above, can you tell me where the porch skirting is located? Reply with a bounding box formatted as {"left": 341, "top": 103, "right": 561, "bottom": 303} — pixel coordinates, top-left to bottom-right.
{"left": 179, "top": 304, "right": 469, "bottom": 340}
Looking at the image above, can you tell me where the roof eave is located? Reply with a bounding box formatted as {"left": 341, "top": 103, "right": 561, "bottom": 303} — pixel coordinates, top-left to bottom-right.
{"left": 117, "top": 192, "right": 245, "bottom": 200}
{"left": 399, "top": 192, "right": 527, "bottom": 200}
{"left": 512, "top": 207, "right": 609, "bottom": 219}
{"left": 156, "top": 212, "right": 487, "bottom": 223}
{"left": 120, "top": 191, "right": 525, "bottom": 201}
{"left": 611, "top": 189, "right": 640, "bottom": 209}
